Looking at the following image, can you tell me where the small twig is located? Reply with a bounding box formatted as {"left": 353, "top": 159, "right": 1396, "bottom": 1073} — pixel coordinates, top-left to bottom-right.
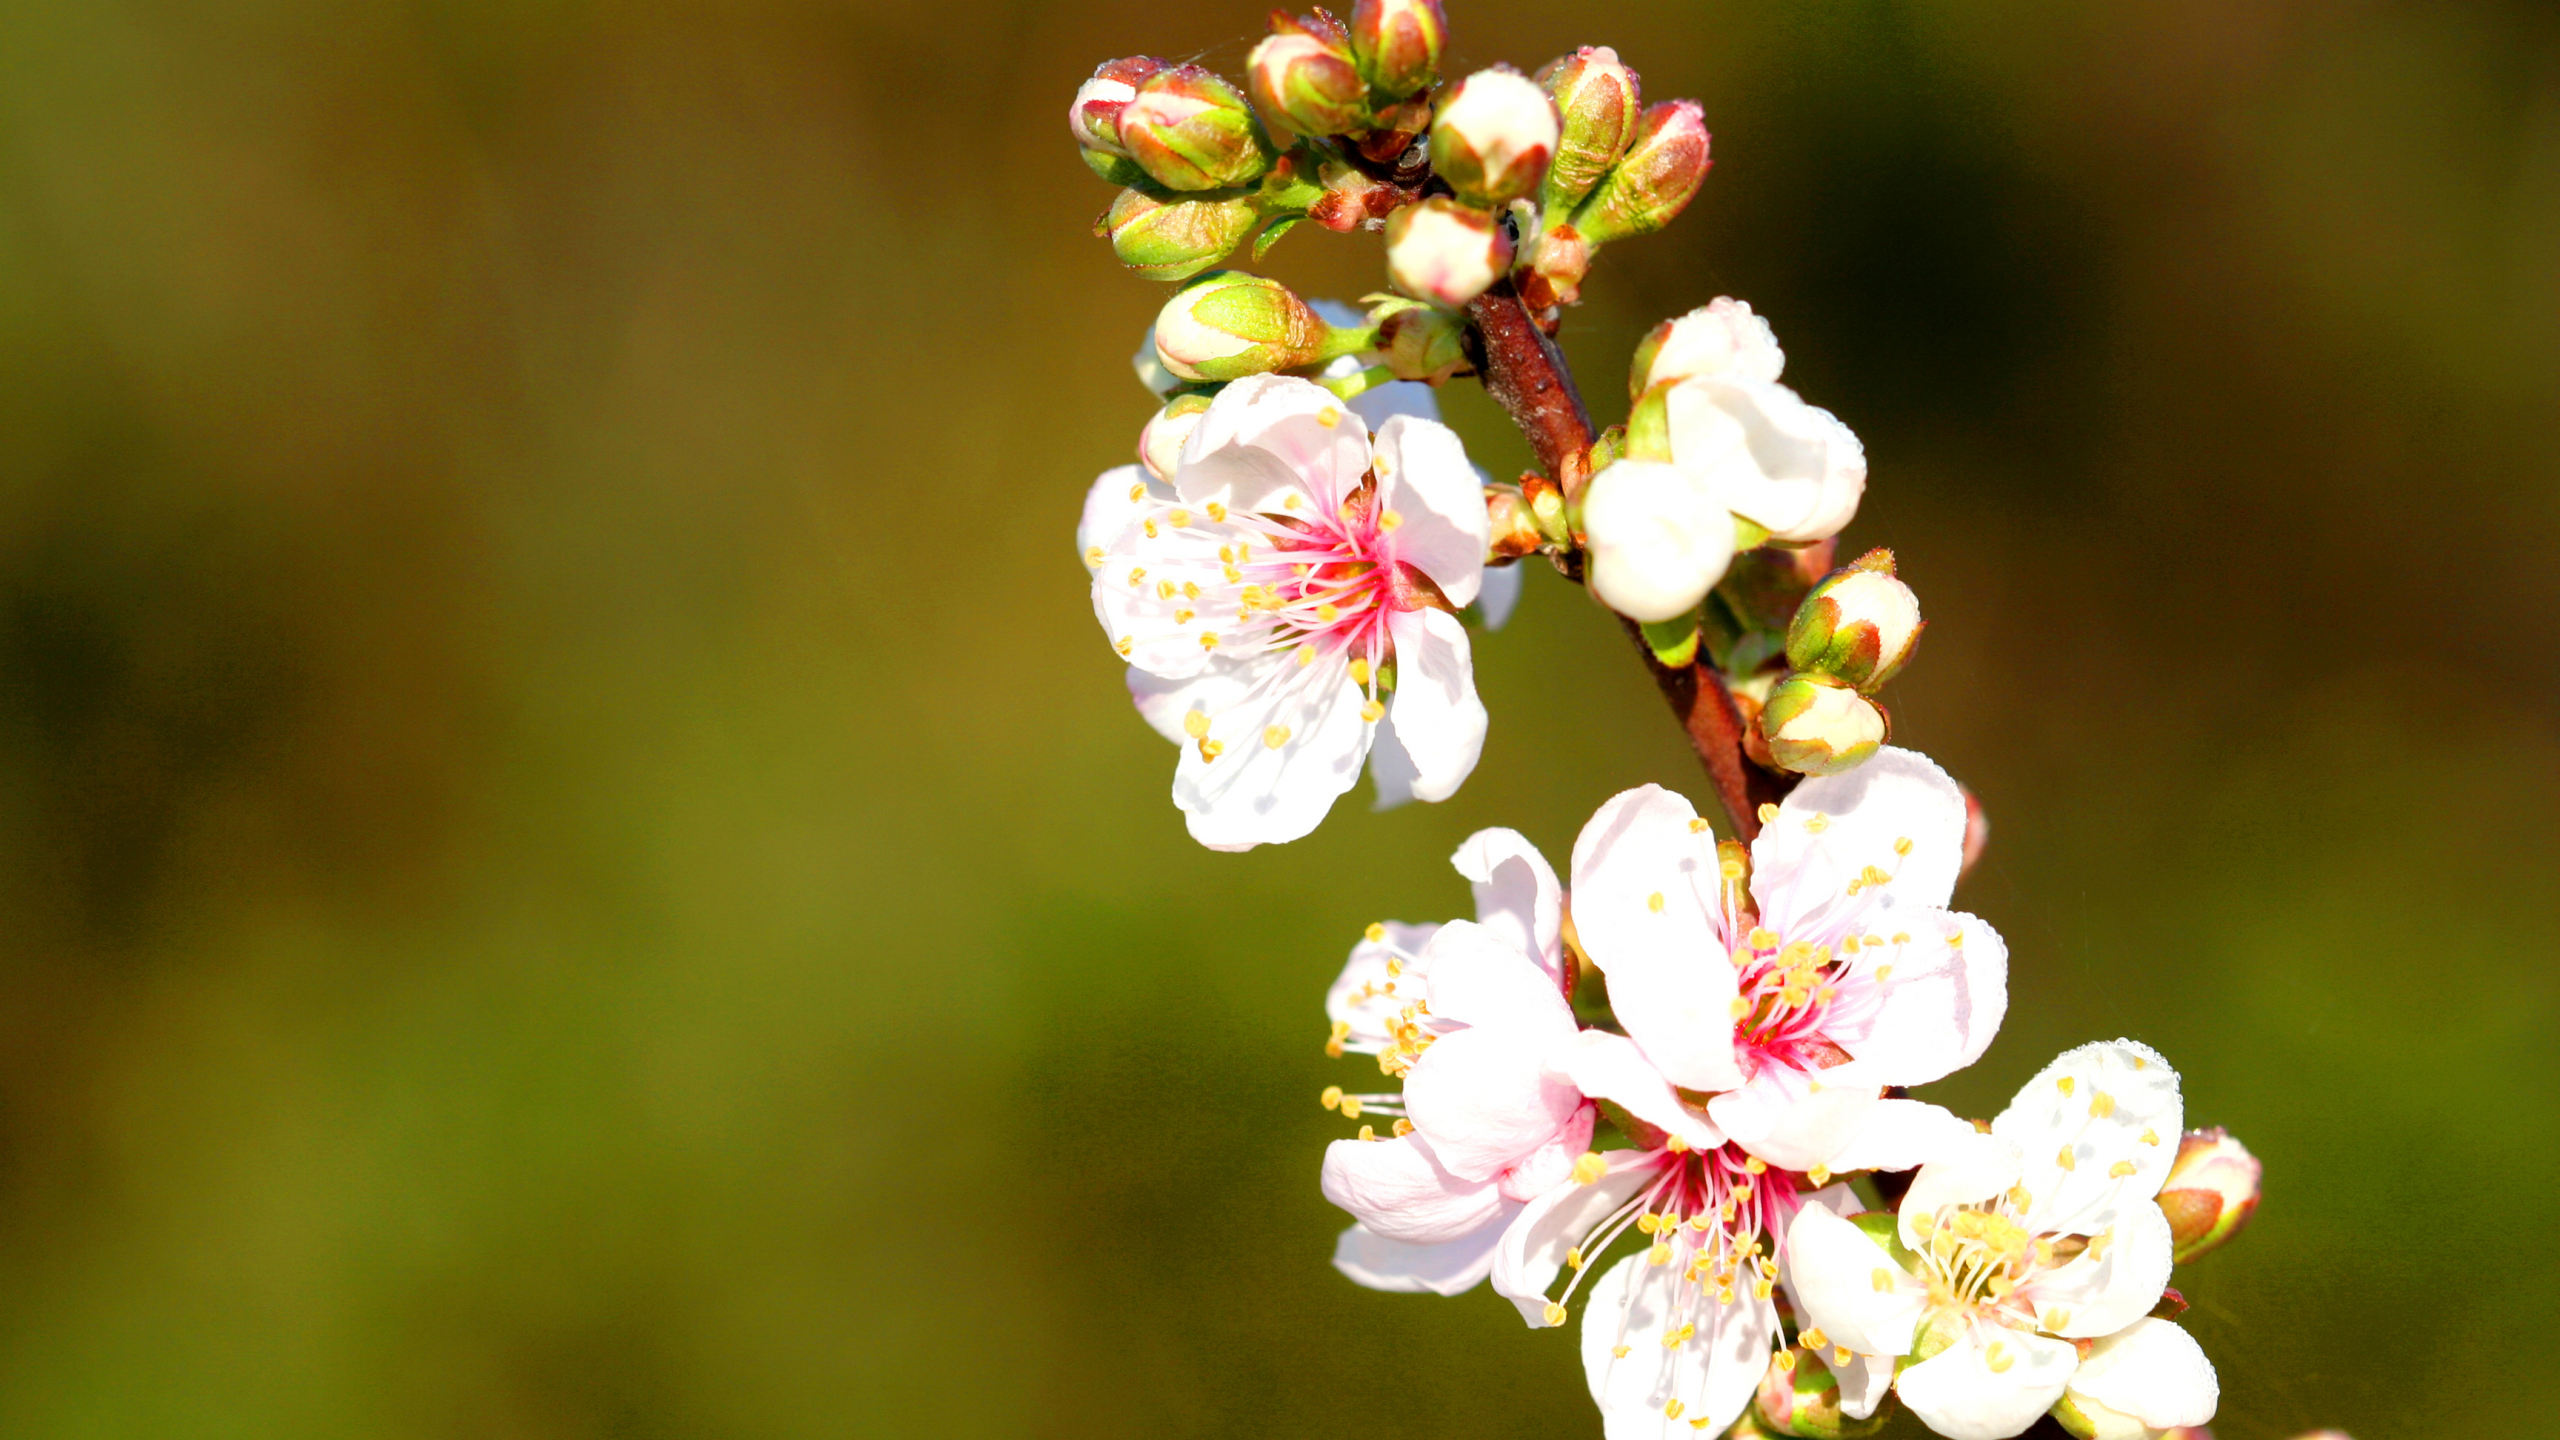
{"left": 1618, "top": 617, "right": 1792, "bottom": 842}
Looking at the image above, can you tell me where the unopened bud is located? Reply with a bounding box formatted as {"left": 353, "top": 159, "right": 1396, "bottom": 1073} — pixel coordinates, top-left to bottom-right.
{"left": 1763, "top": 673, "right": 1887, "bottom": 776}
{"left": 1753, "top": 1343, "right": 1886, "bottom": 1439}
{"left": 1786, "top": 549, "right": 1924, "bottom": 692}
{"left": 2158, "top": 1128, "right": 2261, "bottom": 1263}
{"left": 1248, "top": 19, "right": 1366, "bottom": 140}
{"left": 1429, "top": 67, "right": 1558, "bottom": 208}
{"left": 1630, "top": 297, "right": 1785, "bottom": 397}
{"left": 1959, "top": 784, "right": 1989, "bottom": 881}
{"left": 1117, "top": 65, "right": 1274, "bottom": 192}
{"left": 1349, "top": 0, "right": 1446, "bottom": 99}
{"left": 1374, "top": 299, "right": 1469, "bottom": 384}
{"left": 1539, "top": 47, "right": 1642, "bottom": 216}
{"left": 1099, "top": 186, "right": 1260, "bottom": 282}
{"left": 2052, "top": 1319, "right": 2220, "bottom": 1440}
{"left": 1581, "top": 458, "right": 1737, "bottom": 623}
{"left": 1139, "top": 391, "right": 1216, "bottom": 480}
{"left": 1518, "top": 223, "right": 1590, "bottom": 310}
{"left": 1070, "top": 57, "right": 1166, "bottom": 153}
{"left": 1574, "top": 99, "right": 1711, "bottom": 245}
{"left": 1152, "top": 271, "right": 1365, "bottom": 383}
{"left": 1384, "top": 198, "right": 1511, "bottom": 309}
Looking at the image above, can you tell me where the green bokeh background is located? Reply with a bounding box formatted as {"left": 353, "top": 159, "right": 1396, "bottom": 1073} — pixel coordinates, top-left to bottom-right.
{"left": 1, "top": 0, "right": 2553, "bottom": 1434}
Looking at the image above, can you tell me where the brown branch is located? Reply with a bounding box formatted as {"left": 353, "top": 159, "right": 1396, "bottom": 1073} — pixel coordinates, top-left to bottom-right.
{"left": 1464, "top": 275, "right": 1789, "bottom": 843}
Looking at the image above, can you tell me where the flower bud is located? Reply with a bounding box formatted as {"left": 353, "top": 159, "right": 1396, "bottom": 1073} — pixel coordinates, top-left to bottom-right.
{"left": 1762, "top": 673, "right": 1887, "bottom": 776}
{"left": 1960, "top": 783, "right": 1990, "bottom": 881}
{"left": 2158, "top": 1128, "right": 2261, "bottom": 1263}
{"left": 1574, "top": 99, "right": 1711, "bottom": 245}
{"left": 1429, "top": 67, "right": 1559, "bottom": 208}
{"left": 1138, "top": 390, "right": 1216, "bottom": 480}
{"left": 1786, "top": 549, "right": 1924, "bottom": 692}
{"left": 1133, "top": 328, "right": 1178, "bottom": 396}
{"left": 1247, "top": 21, "right": 1366, "bottom": 141}
{"left": 1070, "top": 56, "right": 1166, "bottom": 153}
{"left": 1630, "top": 297, "right": 1785, "bottom": 397}
{"left": 1151, "top": 271, "right": 1363, "bottom": 383}
{"left": 1580, "top": 458, "right": 1737, "bottom": 623}
{"left": 1117, "top": 65, "right": 1274, "bottom": 192}
{"left": 1539, "top": 47, "right": 1641, "bottom": 216}
{"left": 1376, "top": 299, "right": 1470, "bottom": 384}
{"left": 1098, "top": 186, "right": 1260, "bottom": 282}
{"left": 1753, "top": 1344, "right": 1889, "bottom": 1439}
{"left": 1517, "top": 223, "right": 1590, "bottom": 310}
{"left": 1384, "top": 198, "right": 1511, "bottom": 308}
{"left": 1349, "top": 0, "right": 1446, "bottom": 99}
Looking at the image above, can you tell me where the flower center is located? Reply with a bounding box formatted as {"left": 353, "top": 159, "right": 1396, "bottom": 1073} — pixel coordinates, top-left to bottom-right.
{"left": 1540, "top": 1144, "right": 1806, "bottom": 1341}
{"left": 1907, "top": 1187, "right": 2098, "bottom": 1332}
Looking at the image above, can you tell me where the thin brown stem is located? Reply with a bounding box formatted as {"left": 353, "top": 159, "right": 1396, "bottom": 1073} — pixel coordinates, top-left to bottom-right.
{"left": 1617, "top": 618, "right": 1792, "bottom": 842}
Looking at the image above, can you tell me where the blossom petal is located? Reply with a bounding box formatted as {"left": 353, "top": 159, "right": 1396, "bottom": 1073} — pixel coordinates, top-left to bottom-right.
{"left": 1452, "top": 826, "right": 1565, "bottom": 981}
{"left": 1323, "top": 919, "right": 1441, "bottom": 1053}
{"left": 1331, "top": 1210, "right": 1517, "bottom": 1296}
{"left": 1708, "top": 1071, "right": 1883, "bottom": 1174}
{"left": 1079, "top": 464, "right": 1169, "bottom": 563}
{"left": 1833, "top": 1350, "right": 1894, "bottom": 1421}
{"left": 1994, "top": 1039, "right": 2184, "bottom": 1237}
{"left": 1381, "top": 608, "right": 1486, "bottom": 804}
{"left": 1366, "top": 709, "right": 1422, "bottom": 811}
{"left": 1419, "top": 919, "right": 1574, "bottom": 1035}
{"left": 1894, "top": 1326, "right": 2078, "bottom": 1440}
{"left": 1372, "top": 414, "right": 1486, "bottom": 605}
{"left": 1898, "top": 1134, "right": 2026, "bottom": 1251}
{"left": 1753, "top": 747, "right": 1968, "bottom": 931}
{"left": 1823, "top": 908, "right": 2007, "bottom": 1086}
{"left": 1092, "top": 512, "right": 1234, "bottom": 680}
{"left": 1169, "top": 658, "right": 1369, "bottom": 851}
{"left": 2067, "top": 1318, "right": 2218, "bottom": 1429}
{"left": 1580, "top": 1252, "right": 1776, "bottom": 1438}
{"left": 1571, "top": 785, "right": 1744, "bottom": 1092}
{"left": 1784, "top": 1201, "right": 1927, "bottom": 1359}
{"left": 1320, "top": 1130, "right": 1505, "bottom": 1244}
{"left": 1403, "top": 1023, "right": 1582, "bottom": 1182}
{"left": 1663, "top": 375, "right": 1865, "bottom": 544}
{"left": 1545, "top": 1030, "right": 1725, "bottom": 1152}
{"left": 2026, "top": 1200, "right": 2175, "bottom": 1340}
{"left": 1174, "top": 373, "right": 1372, "bottom": 514}
{"left": 1476, "top": 559, "right": 1524, "bottom": 630}
{"left": 1492, "top": 1150, "right": 1665, "bottom": 1326}
{"left": 1820, "top": 1097, "right": 1988, "bottom": 1175}
{"left": 1499, "top": 1104, "right": 1598, "bottom": 1201}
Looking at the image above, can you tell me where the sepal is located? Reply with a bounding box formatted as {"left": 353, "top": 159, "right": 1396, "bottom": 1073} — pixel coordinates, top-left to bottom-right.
{"left": 1784, "top": 548, "right": 1924, "bottom": 693}
{"left": 1762, "top": 673, "right": 1886, "bottom": 776}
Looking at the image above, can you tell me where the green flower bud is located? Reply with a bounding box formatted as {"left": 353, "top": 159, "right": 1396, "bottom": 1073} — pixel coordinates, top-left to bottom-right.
{"left": 1098, "top": 186, "right": 1260, "bottom": 282}
{"left": 1762, "top": 672, "right": 1887, "bottom": 776}
{"left": 1373, "top": 297, "right": 1469, "bottom": 383}
{"left": 1070, "top": 56, "right": 1167, "bottom": 153}
{"left": 1785, "top": 548, "right": 1924, "bottom": 693}
{"left": 1248, "top": 15, "right": 1366, "bottom": 141}
{"left": 1428, "top": 67, "right": 1558, "bottom": 208}
{"left": 1574, "top": 99, "right": 1711, "bottom": 244}
{"left": 1138, "top": 390, "right": 1217, "bottom": 480}
{"left": 1538, "top": 46, "right": 1642, "bottom": 217}
{"left": 1117, "top": 65, "right": 1274, "bottom": 192}
{"left": 1518, "top": 222, "right": 1590, "bottom": 309}
{"left": 1151, "top": 271, "right": 1369, "bottom": 383}
{"left": 1753, "top": 1344, "right": 1889, "bottom": 1439}
{"left": 2158, "top": 1128, "right": 2262, "bottom": 1263}
{"left": 1349, "top": 0, "right": 1446, "bottom": 99}
{"left": 1384, "top": 197, "right": 1510, "bottom": 308}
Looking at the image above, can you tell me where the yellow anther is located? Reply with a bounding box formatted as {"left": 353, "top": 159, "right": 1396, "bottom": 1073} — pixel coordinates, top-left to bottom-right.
{"left": 1173, "top": 608, "right": 1195, "bottom": 624}
{"left": 1664, "top": 1400, "right": 1684, "bottom": 1419}
{"left": 1872, "top": 1267, "right": 1894, "bottom": 1293}
{"left": 1893, "top": 836, "right": 1914, "bottom": 856}
{"left": 1647, "top": 892, "right": 1665, "bottom": 913}
{"left": 1753, "top": 1278, "right": 1773, "bottom": 1300}
{"left": 1611, "top": 1345, "right": 1630, "bottom": 1359}
{"left": 1860, "top": 865, "right": 1893, "bottom": 888}
{"left": 1357, "top": 1124, "right": 1376, "bottom": 1141}
{"left": 1384, "top": 958, "right": 1402, "bottom": 977}
{"left": 1317, "top": 603, "right": 1340, "bottom": 623}
{"left": 1284, "top": 493, "right": 1303, "bottom": 509}
{"left": 1805, "top": 814, "right": 1830, "bottom": 834}
{"left": 1360, "top": 699, "right": 1386, "bottom": 722}
{"left": 1295, "top": 643, "right": 1317, "bottom": 667}
{"left": 1198, "top": 632, "right": 1219, "bottom": 650}
{"left": 1775, "top": 1350, "right": 1797, "bottom": 1372}
{"left": 2140, "top": 1128, "right": 2160, "bottom": 1146}
{"left": 1744, "top": 1157, "right": 1765, "bottom": 1175}
{"left": 1127, "top": 482, "right": 1144, "bottom": 502}
{"left": 1206, "top": 502, "right": 1227, "bottom": 522}
{"left": 1747, "top": 928, "right": 1778, "bottom": 950}
{"left": 2057, "top": 1076, "right": 2076, "bottom": 1097}
{"left": 1393, "top": 1118, "right": 1415, "bottom": 1137}
{"left": 2089, "top": 1091, "right": 2116, "bottom": 1119}
{"left": 2057, "top": 1146, "right": 2076, "bottom": 1171}
{"left": 1808, "top": 1166, "right": 1832, "bottom": 1187}
{"left": 1348, "top": 657, "right": 1370, "bottom": 685}
{"left": 1637, "top": 1214, "right": 1659, "bottom": 1235}
{"left": 1729, "top": 997, "right": 1749, "bottom": 1020}
{"left": 1197, "top": 737, "right": 1223, "bottom": 762}
{"left": 1317, "top": 408, "right": 1342, "bottom": 429}
{"left": 1217, "top": 546, "right": 1234, "bottom": 563}
{"left": 1757, "top": 802, "right": 1779, "bottom": 823}
{"left": 1566, "top": 1246, "right": 1584, "bottom": 1271}
{"left": 1542, "top": 1301, "right": 1568, "bottom": 1326}
{"left": 1339, "top": 1096, "right": 1362, "bottom": 1119}
{"left": 2109, "top": 1160, "right": 2136, "bottom": 1178}
{"left": 1834, "top": 1346, "right": 1853, "bottom": 1367}
{"left": 1875, "top": 964, "right": 1894, "bottom": 982}
{"left": 2046, "top": 1307, "right": 2072, "bottom": 1330}
{"left": 1263, "top": 725, "right": 1291, "bottom": 750}
{"left": 1114, "top": 637, "right": 1133, "bottom": 657}
{"left": 2132, "top": 1056, "right": 2147, "bottom": 1069}
{"left": 1183, "top": 710, "right": 1210, "bottom": 739}
{"left": 1986, "top": 1341, "right": 2014, "bottom": 1374}
{"left": 1084, "top": 546, "right": 1104, "bottom": 568}
{"left": 1167, "top": 509, "right": 1190, "bottom": 528}
{"left": 1319, "top": 1085, "right": 1344, "bottom": 1110}
{"left": 1666, "top": 1134, "right": 1691, "bottom": 1153}
{"left": 1379, "top": 509, "right": 1404, "bottom": 530}
{"left": 1690, "top": 1213, "right": 1715, "bottom": 1232}
{"left": 1181, "top": 581, "right": 1200, "bottom": 600}
{"left": 1222, "top": 565, "right": 1241, "bottom": 583}
{"left": 1801, "top": 1327, "right": 1829, "bottom": 1351}
{"left": 1364, "top": 922, "right": 1386, "bottom": 943}
{"left": 1142, "top": 519, "right": 1159, "bottom": 539}
{"left": 1732, "top": 1182, "right": 1752, "bottom": 1201}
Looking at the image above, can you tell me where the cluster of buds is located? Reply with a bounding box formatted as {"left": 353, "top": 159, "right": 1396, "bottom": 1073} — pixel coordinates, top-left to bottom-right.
{"left": 1758, "top": 549, "right": 1920, "bottom": 776}
{"left": 1519, "top": 47, "right": 1712, "bottom": 307}
{"left": 1249, "top": 1, "right": 1445, "bottom": 144}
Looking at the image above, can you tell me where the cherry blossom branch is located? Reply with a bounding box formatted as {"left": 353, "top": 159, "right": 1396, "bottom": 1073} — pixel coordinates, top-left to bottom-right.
{"left": 1465, "top": 279, "right": 1785, "bottom": 841}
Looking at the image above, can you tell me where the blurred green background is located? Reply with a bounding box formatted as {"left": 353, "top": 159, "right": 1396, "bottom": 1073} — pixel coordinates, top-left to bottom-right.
{"left": 0, "top": 0, "right": 2552, "bottom": 1434}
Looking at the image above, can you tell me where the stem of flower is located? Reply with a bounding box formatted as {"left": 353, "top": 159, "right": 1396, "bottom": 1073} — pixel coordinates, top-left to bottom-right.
{"left": 1464, "top": 278, "right": 1791, "bottom": 842}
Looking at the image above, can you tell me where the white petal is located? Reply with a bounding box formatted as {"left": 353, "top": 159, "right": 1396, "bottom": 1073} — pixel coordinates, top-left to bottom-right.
{"left": 1323, "top": 919, "right": 1441, "bottom": 1053}
{"left": 1175, "top": 373, "right": 1373, "bottom": 515}
{"left": 2026, "top": 1200, "right": 2175, "bottom": 1340}
{"left": 1451, "top": 826, "right": 1565, "bottom": 981}
{"left": 1994, "top": 1039, "right": 2184, "bottom": 1236}
{"left": 2068, "top": 1318, "right": 2217, "bottom": 1429}
{"left": 1663, "top": 375, "right": 1865, "bottom": 544}
{"left": 1784, "top": 1201, "right": 1927, "bottom": 1359}
{"left": 1320, "top": 1131, "right": 1506, "bottom": 1244}
{"left": 1365, "top": 708, "right": 1421, "bottom": 812}
{"left": 1372, "top": 415, "right": 1486, "bottom": 605}
{"left": 1898, "top": 1134, "right": 2027, "bottom": 1251}
{"left": 1381, "top": 608, "right": 1486, "bottom": 803}
{"left": 1331, "top": 1210, "right": 1517, "bottom": 1296}
{"left": 1569, "top": 785, "right": 1744, "bottom": 1092}
{"left": 1639, "top": 298, "right": 1787, "bottom": 391}
{"left": 1418, "top": 919, "right": 1575, "bottom": 1036}
{"left": 1754, "top": 747, "right": 1969, "bottom": 931}
{"left": 1832, "top": 1350, "right": 1894, "bottom": 1420}
{"left": 1544, "top": 1030, "right": 1724, "bottom": 1152}
{"left": 1581, "top": 458, "right": 1737, "bottom": 622}
{"left": 1491, "top": 1150, "right": 1665, "bottom": 1326}
{"left": 1893, "top": 1326, "right": 2079, "bottom": 1440}
{"left": 1824, "top": 909, "right": 2009, "bottom": 1086}
{"left": 1475, "top": 559, "right": 1524, "bottom": 630}
{"left": 1581, "top": 1252, "right": 1776, "bottom": 1439}
{"left": 1709, "top": 1071, "right": 1883, "bottom": 1175}
{"left": 1079, "top": 465, "right": 1169, "bottom": 563}
{"left": 1347, "top": 379, "right": 1442, "bottom": 429}
{"left": 1125, "top": 658, "right": 1251, "bottom": 745}
{"left": 1499, "top": 1105, "right": 1598, "bottom": 1201}
{"left": 1169, "top": 656, "right": 1369, "bottom": 851}
{"left": 1819, "top": 1097, "right": 1988, "bottom": 1175}
{"left": 1090, "top": 513, "right": 1239, "bottom": 680}
{"left": 1404, "top": 1022, "right": 1583, "bottom": 1183}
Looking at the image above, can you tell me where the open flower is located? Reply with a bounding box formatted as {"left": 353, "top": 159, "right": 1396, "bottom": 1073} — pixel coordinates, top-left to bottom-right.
{"left": 1566, "top": 748, "right": 2008, "bottom": 1174}
{"left": 1629, "top": 301, "right": 1863, "bottom": 545}
{"left": 1319, "top": 829, "right": 1590, "bottom": 1294}
{"left": 1086, "top": 374, "right": 1490, "bottom": 849}
{"left": 1785, "top": 1040, "right": 2216, "bottom": 1440}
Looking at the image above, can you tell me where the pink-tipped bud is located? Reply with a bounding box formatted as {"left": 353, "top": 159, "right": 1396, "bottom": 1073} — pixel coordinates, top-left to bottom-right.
{"left": 1785, "top": 548, "right": 1925, "bottom": 693}
{"left": 1248, "top": 19, "right": 1366, "bottom": 140}
{"left": 1097, "top": 187, "right": 1260, "bottom": 282}
{"left": 1959, "top": 784, "right": 1990, "bottom": 881}
{"left": 1069, "top": 56, "right": 1169, "bottom": 186}
{"left": 1538, "top": 46, "right": 1642, "bottom": 215}
{"left": 1428, "top": 67, "right": 1559, "bottom": 208}
{"left": 2158, "top": 1128, "right": 2262, "bottom": 1263}
{"left": 1138, "top": 391, "right": 1216, "bottom": 481}
{"left": 1349, "top": 0, "right": 1446, "bottom": 99}
{"left": 1629, "top": 297, "right": 1785, "bottom": 397}
{"left": 1574, "top": 99, "right": 1711, "bottom": 244}
{"left": 1117, "top": 65, "right": 1274, "bottom": 192}
{"left": 1383, "top": 198, "right": 1511, "bottom": 308}
{"left": 1763, "top": 673, "right": 1888, "bottom": 776}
